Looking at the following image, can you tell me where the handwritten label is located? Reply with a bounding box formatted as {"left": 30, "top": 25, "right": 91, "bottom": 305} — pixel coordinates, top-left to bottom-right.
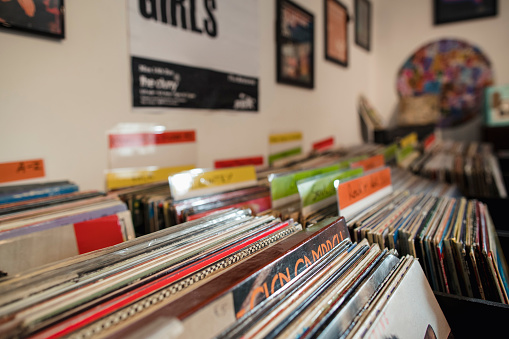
{"left": 336, "top": 167, "right": 391, "bottom": 210}
{"left": 189, "top": 167, "right": 256, "bottom": 190}
{"left": 109, "top": 130, "right": 196, "bottom": 148}
{"left": 400, "top": 132, "right": 418, "bottom": 148}
{"left": 350, "top": 154, "right": 385, "bottom": 171}
{"left": 299, "top": 168, "right": 363, "bottom": 208}
{"left": 106, "top": 165, "right": 194, "bottom": 190}
{"left": 0, "top": 159, "right": 45, "bottom": 184}
{"left": 312, "top": 137, "right": 334, "bottom": 151}
{"left": 214, "top": 156, "right": 264, "bottom": 169}
{"left": 169, "top": 166, "right": 257, "bottom": 200}
{"left": 269, "top": 132, "right": 302, "bottom": 144}
{"left": 270, "top": 164, "right": 343, "bottom": 203}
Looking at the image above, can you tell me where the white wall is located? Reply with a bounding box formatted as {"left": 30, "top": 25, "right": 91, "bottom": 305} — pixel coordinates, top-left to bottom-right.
{"left": 0, "top": 0, "right": 375, "bottom": 190}
{"left": 372, "top": 0, "right": 509, "bottom": 124}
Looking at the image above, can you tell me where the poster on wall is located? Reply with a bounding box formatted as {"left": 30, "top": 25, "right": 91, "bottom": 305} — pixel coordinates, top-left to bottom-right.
{"left": 434, "top": 0, "right": 497, "bottom": 25}
{"left": 324, "top": 0, "right": 348, "bottom": 67}
{"left": 355, "top": 0, "right": 370, "bottom": 51}
{"left": 0, "top": 0, "right": 64, "bottom": 38}
{"left": 276, "top": 0, "right": 314, "bottom": 89}
{"left": 128, "top": 0, "right": 259, "bottom": 112}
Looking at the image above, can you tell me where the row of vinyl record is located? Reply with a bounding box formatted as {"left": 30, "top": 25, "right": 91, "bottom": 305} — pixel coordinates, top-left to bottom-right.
{"left": 403, "top": 139, "right": 507, "bottom": 198}
{"left": 0, "top": 137, "right": 506, "bottom": 306}
{"left": 0, "top": 211, "right": 451, "bottom": 338}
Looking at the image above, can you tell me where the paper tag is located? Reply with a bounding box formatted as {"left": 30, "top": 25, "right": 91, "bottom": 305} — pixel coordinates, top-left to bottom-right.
{"left": 268, "top": 147, "right": 302, "bottom": 165}
{"left": 383, "top": 143, "right": 399, "bottom": 162}
{"left": 423, "top": 133, "right": 436, "bottom": 151}
{"left": 298, "top": 168, "right": 363, "bottom": 217}
{"left": 109, "top": 130, "right": 196, "bottom": 148}
{"left": 169, "top": 166, "right": 257, "bottom": 200}
{"left": 268, "top": 132, "right": 303, "bottom": 166}
{"left": 269, "top": 132, "right": 303, "bottom": 144}
{"left": 270, "top": 164, "right": 344, "bottom": 208}
{"left": 106, "top": 165, "right": 194, "bottom": 190}
{"left": 350, "top": 154, "right": 385, "bottom": 171}
{"left": 336, "top": 167, "right": 392, "bottom": 211}
{"left": 396, "top": 145, "right": 415, "bottom": 164}
{"left": 312, "top": 137, "right": 334, "bottom": 152}
{"left": 400, "top": 132, "right": 418, "bottom": 148}
{"left": 107, "top": 125, "right": 197, "bottom": 171}
{"left": 214, "top": 156, "right": 264, "bottom": 169}
{"left": 0, "top": 159, "right": 45, "bottom": 184}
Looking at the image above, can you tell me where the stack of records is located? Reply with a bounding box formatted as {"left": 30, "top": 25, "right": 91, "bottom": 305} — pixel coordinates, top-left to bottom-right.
{"left": 348, "top": 189, "right": 509, "bottom": 303}
{"left": 409, "top": 140, "right": 507, "bottom": 198}
{"left": 0, "top": 181, "right": 80, "bottom": 205}
{"left": 0, "top": 211, "right": 452, "bottom": 338}
{"left": 0, "top": 209, "right": 303, "bottom": 338}
{"left": 0, "top": 183, "right": 132, "bottom": 276}
{"left": 108, "top": 142, "right": 388, "bottom": 236}
{"left": 218, "top": 243, "right": 449, "bottom": 339}
{"left": 112, "top": 182, "right": 271, "bottom": 236}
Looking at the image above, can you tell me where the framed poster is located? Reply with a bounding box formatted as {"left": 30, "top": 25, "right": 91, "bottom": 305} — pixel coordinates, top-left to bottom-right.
{"left": 434, "top": 0, "right": 497, "bottom": 25}
{"left": 0, "top": 0, "right": 64, "bottom": 39}
{"left": 276, "top": 0, "right": 314, "bottom": 89}
{"left": 128, "top": 0, "right": 259, "bottom": 112}
{"left": 355, "top": 0, "right": 371, "bottom": 51}
{"left": 324, "top": 0, "right": 348, "bottom": 67}
{"left": 485, "top": 85, "right": 509, "bottom": 127}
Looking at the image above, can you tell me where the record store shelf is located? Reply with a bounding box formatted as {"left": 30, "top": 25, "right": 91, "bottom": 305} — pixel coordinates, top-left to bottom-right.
{"left": 435, "top": 198, "right": 509, "bottom": 338}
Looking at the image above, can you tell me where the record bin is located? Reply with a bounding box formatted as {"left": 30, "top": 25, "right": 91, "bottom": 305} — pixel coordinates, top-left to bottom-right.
{"left": 482, "top": 125, "right": 509, "bottom": 151}
{"left": 434, "top": 198, "right": 509, "bottom": 338}
{"left": 374, "top": 124, "right": 435, "bottom": 145}
{"left": 434, "top": 291, "right": 509, "bottom": 338}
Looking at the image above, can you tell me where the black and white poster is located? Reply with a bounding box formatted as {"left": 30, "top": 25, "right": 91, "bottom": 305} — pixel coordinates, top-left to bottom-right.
{"left": 129, "top": 0, "right": 259, "bottom": 112}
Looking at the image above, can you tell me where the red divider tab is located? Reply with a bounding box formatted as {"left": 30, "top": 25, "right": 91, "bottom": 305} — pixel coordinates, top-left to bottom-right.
{"left": 313, "top": 137, "right": 334, "bottom": 151}
{"left": 73, "top": 215, "right": 124, "bottom": 254}
{"left": 109, "top": 130, "right": 196, "bottom": 148}
{"left": 214, "top": 156, "right": 264, "bottom": 168}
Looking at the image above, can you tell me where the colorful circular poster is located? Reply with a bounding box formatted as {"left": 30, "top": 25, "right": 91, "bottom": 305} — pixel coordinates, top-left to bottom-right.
{"left": 397, "top": 39, "right": 493, "bottom": 127}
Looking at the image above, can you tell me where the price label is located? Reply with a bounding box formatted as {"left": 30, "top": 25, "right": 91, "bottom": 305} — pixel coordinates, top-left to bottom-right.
{"left": 0, "top": 159, "right": 45, "bottom": 184}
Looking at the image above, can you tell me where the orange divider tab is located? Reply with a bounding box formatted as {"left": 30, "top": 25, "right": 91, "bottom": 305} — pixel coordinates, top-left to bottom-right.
{"left": 0, "top": 159, "right": 45, "bottom": 184}
{"left": 337, "top": 167, "right": 391, "bottom": 209}
{"left": 350, "top": 154, "right": 385, "bottom": 171}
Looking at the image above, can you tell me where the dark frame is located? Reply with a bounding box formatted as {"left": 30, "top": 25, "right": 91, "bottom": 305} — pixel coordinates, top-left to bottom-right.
{"left": 434, "top": 0, "right": 497, "bottom": 25}
{"left": 324, "top": 0, "right": 348, "bottom": 67}
{"left": 0, "top": 0, "right": 65, "bottom": 39}
{"left": 276, "top": 0, "right": 315, "bottom": 89}
{"left": 354, "top": 0, "right": 371, "bottom": 51}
